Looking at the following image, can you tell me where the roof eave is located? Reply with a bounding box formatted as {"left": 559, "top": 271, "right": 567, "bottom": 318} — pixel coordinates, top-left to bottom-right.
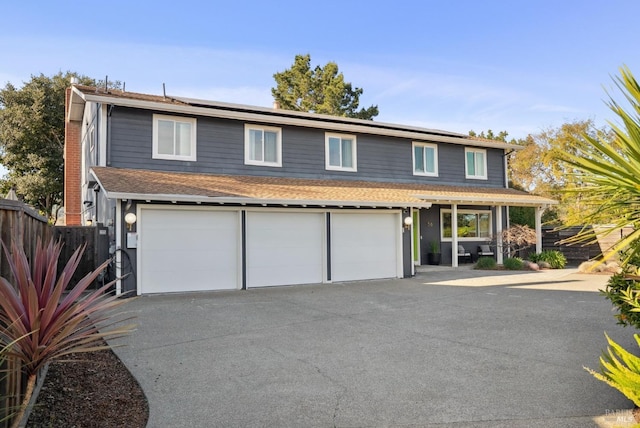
{"left": 103, "top": 191, "right": 434, "bottom": 209}
{"left": 67, "top": 86, "right": 87, "bottom": 121}
{"left": 415, "top": 194, "right": 557, "bottom": 207}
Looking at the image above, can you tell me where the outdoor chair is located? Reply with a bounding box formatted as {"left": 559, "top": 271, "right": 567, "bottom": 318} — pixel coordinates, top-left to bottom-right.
{"left": 477, "top": 244, "right": 495, "bottom": 258}
{"left": 458, "top": 245, "right": 472, "bottom": 263}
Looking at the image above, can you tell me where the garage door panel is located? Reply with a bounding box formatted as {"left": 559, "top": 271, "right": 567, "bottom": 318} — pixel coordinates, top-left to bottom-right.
{"left": 331, "top": 213, "right": 398, "bottom": 282}
{"left": 247, "top": 212, "right": 324, "bottom": 288}
{"left": 140, "top": 209, "right": 239, "bottom": 293}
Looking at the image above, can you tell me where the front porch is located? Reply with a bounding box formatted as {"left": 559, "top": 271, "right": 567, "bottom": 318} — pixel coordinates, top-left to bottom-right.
{"left": 409, "top": 202, "right": 552, "bottom": 270}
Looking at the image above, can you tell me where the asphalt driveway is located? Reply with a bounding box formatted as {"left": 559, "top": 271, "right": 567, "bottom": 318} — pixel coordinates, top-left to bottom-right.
{"left": 111, "top": 268, "right": 638, "bottom": 427}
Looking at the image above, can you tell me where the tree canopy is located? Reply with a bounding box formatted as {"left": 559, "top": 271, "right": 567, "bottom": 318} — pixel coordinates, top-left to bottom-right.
{"left": 272, "top": 54, "right": 379, "bottom": 120}
{"left": 0, "top": 72, "right": 99, "bottom": 218}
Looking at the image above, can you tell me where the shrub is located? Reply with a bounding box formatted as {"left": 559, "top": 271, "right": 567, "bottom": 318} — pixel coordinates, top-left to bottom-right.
{"left": 529, "top": 250, "right": 566, "bottom": 269}
{"left": 0, "top": 238, "right": 134, "bottom": 428}
{"left": 603, "top": 275, "right": 640, "bottom": 329}
{"left": 475, "top": 257, "right": 497, "bottom": 270}
{"left": 585, "top": 333, "right": 640, "bottom": 407}
{"left": 503, "top": 257, "right": 524, "bottom": 270}
{"left": 601, "top": 239, "right": 640, "bottom": 329}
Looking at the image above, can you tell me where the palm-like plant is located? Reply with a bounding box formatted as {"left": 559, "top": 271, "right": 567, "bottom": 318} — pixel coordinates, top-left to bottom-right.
{"left": 561, "top": 66, "right": 640, "bottom": 265}
{"left": 0, "top": 238, "right": 134, "bottom": 428}
{"left": 565, "top": 66, "right": 640, "bottom": 409}
{"left": 585, "top": 333, "right": 640, "bottom": 407}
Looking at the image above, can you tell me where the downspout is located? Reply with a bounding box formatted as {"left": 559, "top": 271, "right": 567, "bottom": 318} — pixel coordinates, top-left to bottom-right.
{"left": 106, "top": 104, "right": 114, "bottom": 166}
{"left": 535, "top": 205, "right": 545, "bottom": 254}
{"left": 503, "top": 149, "right": 513, "bottom": 234}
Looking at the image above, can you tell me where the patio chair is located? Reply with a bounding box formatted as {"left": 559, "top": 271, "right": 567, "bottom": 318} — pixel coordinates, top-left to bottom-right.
{"left": 458, "top": 245, "right": 472, "bottom": 263}
{"left": 477, "top": 244, "right": 495, "bottom": 258}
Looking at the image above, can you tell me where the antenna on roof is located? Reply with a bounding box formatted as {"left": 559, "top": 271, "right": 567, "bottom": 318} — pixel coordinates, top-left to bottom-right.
{"left": 163, "top": 83, "right": 166, "bottom": 99}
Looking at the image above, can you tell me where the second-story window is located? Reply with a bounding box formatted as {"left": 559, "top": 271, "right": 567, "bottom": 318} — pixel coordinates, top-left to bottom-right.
{"left": 326, "top": 133, "right": 357, "bottom": 172}
{"left": 465, "top": 147, "right": 487, "bottom": 180}
{"left": 412, "top": 142, "right": 438, "bottom": 176}
{"left": 152, "top": 114, "right": 197, "bottom": 161}
{"left": 245, "top": 124, "right": 282, "bottom": 167}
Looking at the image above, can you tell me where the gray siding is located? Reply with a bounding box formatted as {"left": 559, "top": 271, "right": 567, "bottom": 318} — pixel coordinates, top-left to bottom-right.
{"left": 108, "top": 107, "right": 506, "bottom": 187}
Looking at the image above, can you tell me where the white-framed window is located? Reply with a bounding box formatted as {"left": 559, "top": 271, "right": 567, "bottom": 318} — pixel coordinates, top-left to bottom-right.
{"left": 244, "top": 124, "right": 282, "bottom": 167}
{"left": 441, "top": 209, "right": 492, "bottom": 241}
{"left": 325, "top": 133, "right": 357, "bottom": 171}
{"left": 152, "top": 114, "right": 197, "bottom": 161}
{"left": 412, "top": 142, "right": 438, "bottom": 176}
{"left": 465, "top": 147, "right": 487, "bottom": 179}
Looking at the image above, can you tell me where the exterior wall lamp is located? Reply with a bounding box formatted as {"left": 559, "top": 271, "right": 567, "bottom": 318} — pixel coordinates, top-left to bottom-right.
{"left": 124, "top": 212, "right": 137, "bottom": 231}
{"left": 403, "top": 216, "right": 413, "bottom": 230}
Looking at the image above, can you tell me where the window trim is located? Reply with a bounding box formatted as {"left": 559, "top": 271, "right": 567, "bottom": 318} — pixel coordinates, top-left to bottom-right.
{"left": 152, "top": 114, "right": 197, "bottom": 161}
{"left": 325, "top": 133, "right": 357, "bottom": 172}
{"left": 412, "top": 141, "right": 438, "bottom": 177}
{"left": 465, "top": 147, "right": 487, "bottom": 180}
{"left": 244, "top": 124, "right": 283, "bottom": 167}
{"left": 440, "top": 209, "right": 492, "bottom": 241}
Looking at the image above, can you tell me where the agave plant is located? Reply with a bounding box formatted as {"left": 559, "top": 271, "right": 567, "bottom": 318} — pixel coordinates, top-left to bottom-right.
{"left": 560, "top": 66, "right": 640, "bottom": 265}
{"left": 0, "top": 238, "right": 134, "bottom": 428}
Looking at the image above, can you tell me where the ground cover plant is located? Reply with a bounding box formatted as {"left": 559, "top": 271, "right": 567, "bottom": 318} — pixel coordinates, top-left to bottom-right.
{"left": 475, "top": 256, "right": 497, "bottom": 270}
{"left": 503, "top": 257, "right": 524, "bottom": 270}
{"left": 529, "top": 250, "right": 567, "bottom": 269}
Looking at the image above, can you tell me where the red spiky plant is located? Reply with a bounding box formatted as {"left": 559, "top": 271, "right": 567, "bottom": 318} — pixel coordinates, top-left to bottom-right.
{"left": 0, "top": 238, "right": 134, "bottom": 428}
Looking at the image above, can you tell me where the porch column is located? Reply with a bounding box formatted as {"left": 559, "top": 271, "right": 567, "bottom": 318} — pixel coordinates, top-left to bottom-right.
{"left": 452, "top": 204, "right": 458, "bottom": 267}
{"left": 115, "top": 199, "right": 122, "bottom": 295}
{"left": 535, "top": 205, "right": 543, "bottom": 254}
{"left": 496, "top": 205, "right": 504, "bottom": 264}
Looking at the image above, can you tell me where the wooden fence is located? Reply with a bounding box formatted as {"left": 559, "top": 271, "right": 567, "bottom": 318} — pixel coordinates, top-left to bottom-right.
{"left": 0, "top": 200, "right": 50, "bottom": 427}
{"left": 542, "top": 225, "right": 634, "bottom": 263}
{"left": 52, "top": 225, "right": 111, "bottom": 290}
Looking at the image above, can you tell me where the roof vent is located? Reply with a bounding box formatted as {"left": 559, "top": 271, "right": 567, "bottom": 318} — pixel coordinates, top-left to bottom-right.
{"left": 273, "top": 101, "right": 280, "bottom": 109}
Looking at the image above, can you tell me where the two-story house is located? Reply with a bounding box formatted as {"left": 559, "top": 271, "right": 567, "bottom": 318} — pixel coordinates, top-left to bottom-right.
{"left": 64, "top": 84, "right": 555, "bottom": 295}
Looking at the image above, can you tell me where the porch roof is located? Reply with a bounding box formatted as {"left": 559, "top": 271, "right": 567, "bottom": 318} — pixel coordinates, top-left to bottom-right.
{"left": 91, "top": 167, "right": 556, "bottom": 208}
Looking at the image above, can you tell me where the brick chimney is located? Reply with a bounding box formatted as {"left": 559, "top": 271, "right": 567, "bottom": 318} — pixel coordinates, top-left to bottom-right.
{"left": 63, "top": 87, "right": 82, "bottom": 225}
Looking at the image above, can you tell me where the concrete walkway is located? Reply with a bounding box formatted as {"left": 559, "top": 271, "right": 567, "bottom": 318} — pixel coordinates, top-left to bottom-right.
{"left": 111, "top": 268, "right": 638, "bottom": 427}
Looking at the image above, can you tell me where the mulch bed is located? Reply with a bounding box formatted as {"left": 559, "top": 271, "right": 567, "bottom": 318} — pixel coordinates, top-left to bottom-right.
{"left": 26, "top": 344, "right": 148, "bottom": 427}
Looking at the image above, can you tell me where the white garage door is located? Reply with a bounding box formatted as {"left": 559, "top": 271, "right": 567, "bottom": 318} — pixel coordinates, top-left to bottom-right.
{"left": 139, "top": 208, "right": 239, "bottom": 294}
{"left": 246, "top": 211, "right": 324, "bottom": 287}
{"left": 331, "top": 212, "right": 399, "bottom": 282}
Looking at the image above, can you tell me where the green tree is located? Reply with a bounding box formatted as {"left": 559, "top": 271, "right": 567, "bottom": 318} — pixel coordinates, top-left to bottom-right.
{"left": 0, "top": 72, "right": 98, "bottom": 218}
{"left": 272, "top": 54, "right": 379, "bottom": 120}
{"left": 505, "top": 120, "right": 614, "bottom": 225}
{"left": 468, "top": 129, "right": 512, "bottom": 142}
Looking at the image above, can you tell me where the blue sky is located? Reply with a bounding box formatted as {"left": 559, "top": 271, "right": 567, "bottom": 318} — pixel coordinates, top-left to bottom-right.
{"left": 2, "top": 1, "right": 640, "bottom": 139}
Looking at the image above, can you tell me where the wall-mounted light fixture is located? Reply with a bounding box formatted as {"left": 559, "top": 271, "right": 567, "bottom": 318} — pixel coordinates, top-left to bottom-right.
{"left": 403, "top": 216, "right": 413, "bottom": 230}
{"left": 124, "top": 212, "right": 137, "bottom": 231}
